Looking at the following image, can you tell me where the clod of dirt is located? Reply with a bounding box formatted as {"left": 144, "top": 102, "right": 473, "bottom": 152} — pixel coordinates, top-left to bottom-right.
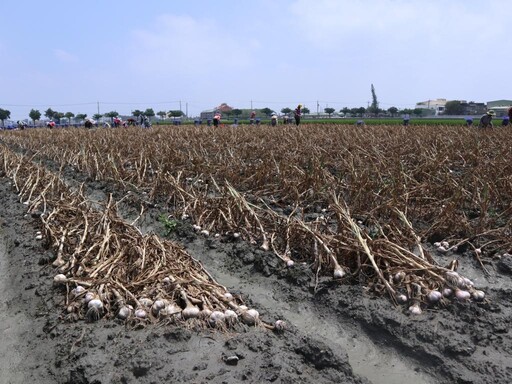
{"left": 223, "top": 355, "right": 239, "bottom": 366}
{"left": 295, "top": 336, "right": 351, "bottom": 372}
{"left": 497, "top": 255, "right": 512, "bottom": 274}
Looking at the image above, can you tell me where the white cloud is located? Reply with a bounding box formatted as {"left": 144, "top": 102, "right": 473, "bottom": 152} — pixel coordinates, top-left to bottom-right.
{"left": 127, "top": 14, "right": 255, "bottom": 77}
{"left": 53, "top": 49, "right": 79, "bottom": 63}
{"left": 289, "top": 0, "right": 508, "bottom": 51}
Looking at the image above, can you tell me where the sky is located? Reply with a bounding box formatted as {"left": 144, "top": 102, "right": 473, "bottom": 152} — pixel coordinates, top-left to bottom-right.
{"left": 0, "top": 0, "right": 510, "bottom": 120}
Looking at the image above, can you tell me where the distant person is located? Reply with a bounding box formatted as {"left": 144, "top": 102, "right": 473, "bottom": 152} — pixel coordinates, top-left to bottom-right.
{"left": 47, "top": 121, "right": 56, "bottom": 129}
{"left": 356, "top": 120, "right": 365, "bottom": 127}
{"left": 402, "top": 114, "right": 410, "bottom": 126}
{"left": 464, "top": 117, "right": 473, "bottom": 127}
{"left": 84, "top": 119, "right": 94, "bottom": 129}
{"left": 142, "top": 115, "right": 151, "bottom": 128}
{"left": 283, "top": 115, "right": 289, "bottom": 125}
{"left": 479, "top": 110, "right": 495, "bottom": 128}
{"left": 17, "top": 120, "right": 27, "bottom": 130}
{"left": 502, "top": 116, "right": 510, "bottom": 127}
{"left": 271, "top": 113, "right": 278, "bottom": 127}
{"left": 294, "top": 104, "right": 302, "bottom": 126}
{"left": 250, "top": 111, "right": 256, "bottom": 125}
{"left": 213, "top": 112, "right": 221, "bottom": 127}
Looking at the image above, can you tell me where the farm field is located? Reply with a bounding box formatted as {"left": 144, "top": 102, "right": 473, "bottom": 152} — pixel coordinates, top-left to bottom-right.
{"left": 0, "top": 123, "right": 511, "bottom": 384}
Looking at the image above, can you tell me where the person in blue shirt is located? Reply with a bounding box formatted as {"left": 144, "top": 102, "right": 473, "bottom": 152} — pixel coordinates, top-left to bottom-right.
{"left": 464, "top": 117, "right": 473, "bottom": 127}
{"left": 402, "top": 114, "right": 410, "bottom": 126}
{"left": 502, "top": 116, "right": 510, "bottom": 127}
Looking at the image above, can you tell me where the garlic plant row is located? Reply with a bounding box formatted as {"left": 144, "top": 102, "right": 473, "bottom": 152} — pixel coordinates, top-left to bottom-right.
{"left": 2, "top": 147, "right": 285, "bottom": 331}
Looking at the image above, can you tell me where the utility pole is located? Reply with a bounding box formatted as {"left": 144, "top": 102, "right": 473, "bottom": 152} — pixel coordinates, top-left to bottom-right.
{"left": 179, "top": 100, "right": 182, "bottom": 112}
{"left": 186, "top": 103, "right": 188, "bottom": 117}
{"left": 317, "top": 100, "right": 319, "bottom": 115}
{"left": 251, "top": 100, "right": 253, "bottom": 110}
{"left": 97, "top": 101, "right": 100, "bottom": 115}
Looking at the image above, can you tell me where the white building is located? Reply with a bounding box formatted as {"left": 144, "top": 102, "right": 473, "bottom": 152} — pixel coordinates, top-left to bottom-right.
{"left": 415, "top": 98, "right": 447, "bottom": 115}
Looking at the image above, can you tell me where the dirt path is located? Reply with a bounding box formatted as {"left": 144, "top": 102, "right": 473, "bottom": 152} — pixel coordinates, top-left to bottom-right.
{"left": 0, "top": 180, "right": 58, "bottom": 383}
{"left": 181, "top": 237, "right": 436, "bottom": 384}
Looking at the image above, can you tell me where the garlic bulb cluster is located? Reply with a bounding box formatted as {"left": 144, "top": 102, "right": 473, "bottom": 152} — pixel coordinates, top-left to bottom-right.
{"left": 53, "top": 274, "right": 68, "bottom": 285}
{"left": 393, "top": 271, "right": 406, "bottom": 284}
{"left": 224, "top": 310, "right": 238, "bottom": 325}
{"left": 427, "top": 290, "right": 442, "bottom": 304}
{"left": 117, "top": 305, "right": 133, "bottom": 320}
{"left": 209, "top": 311, "right": 225, "bottom": 326}
{"left": 86, "top": 298, "right": 104, "bottom": 322}
{"left": 240, "top": 308, "right": 260, "bottom": 326}
{"left": 333, "top": 266, "right": 345, "bottom": 279}
{"left": 274, "top": 320, "right": 286, "bottom": 331}
{"left": 71, "top": 285, "right": 85, "bottom": 297}
{"left": 408, "top": 303, "right": 422, "bottom": 315}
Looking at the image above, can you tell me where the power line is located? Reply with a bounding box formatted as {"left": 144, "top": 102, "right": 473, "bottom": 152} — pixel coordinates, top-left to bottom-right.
{"left": 0, "top": 102, "right": 97, "bottom": 107}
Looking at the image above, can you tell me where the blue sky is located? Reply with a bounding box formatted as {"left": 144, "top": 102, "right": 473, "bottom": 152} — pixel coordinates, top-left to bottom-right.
{"left": 1, "top": 0, "right": 510, "bottom": 120}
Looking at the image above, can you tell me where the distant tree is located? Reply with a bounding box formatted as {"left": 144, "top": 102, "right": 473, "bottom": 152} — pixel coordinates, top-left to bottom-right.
{"left": 232, "top": 109, "right": 242, "bottom": 117}
{"left": 341, "top": 107, "right": 351, "bottom": 116}
{"left": 75, "top": 113, "right": 87, "bottom": 121}
{"left": 413, "top": 108, "right": 423, "bottom": 117}
{"left": 157, "top": 111, "right": 167, "bottom": 120}
{"left": 168, "top": 110, "right": 184, "bottom": 118}
{"left": 324, "top": 107, "right": 335, "bottom": 117}
{"left": 354, "top": 107, "right": 366, "bottom": 116}
{"left": 54, "top": 112, "right": 64, "bottom": 123}
{"left": 93, "top": 113, "right": 103, "bottom": 121}
{"left": 260, "top": 107, "right": 273, "bottom": 117}
{"left": 281, "top": 107, "right": 292, "bottom": 115}
{"left": 0, "top": 108, "right": 11, "bottom": 127}
{"left": 368, "top": 84, "right": 379, "bottom": 115}
{"left": 387, "top": 107, "right": 398, "bottom": 117}
{"left": 132, "top": 110, "right": 143, "bottom": 119}
{"left": 444, "top": 100, "right": 464, "bottom": 115}
{"left": 302, "top": 107, "right": 310, "bottom": 114}
{"left": 29, "top": 109, "right": 41, "bottom": 125}
{"left": 104, "top": 111, "right": 119, "bottom": 123}
{"left": 65, "top": 112, "right": 75, "bottom": 124}
{"left": 44, "top": 108, "right": 56, "bottom": 120}
{"left": 144, "top": 108, "right": 155, "bottom": 118}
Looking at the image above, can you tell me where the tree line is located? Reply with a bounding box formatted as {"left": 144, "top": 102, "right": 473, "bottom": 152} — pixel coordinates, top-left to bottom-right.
{"left": 0, "top": 107, "right": 187, "bottom": 127}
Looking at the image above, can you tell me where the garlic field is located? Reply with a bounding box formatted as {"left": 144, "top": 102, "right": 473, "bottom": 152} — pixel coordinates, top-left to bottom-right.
{"left": 0, "top": 124, "right": 511, "bottom": 384}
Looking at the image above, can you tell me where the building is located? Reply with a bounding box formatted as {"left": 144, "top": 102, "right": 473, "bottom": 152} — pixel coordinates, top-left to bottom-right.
{"left": 415, "top": 99, "right": 447, "bottom": 115}
{"left": 487, "top": 100, "right": 512, "bottom": 116}
{"left": 199, "top": 109, "right": 215, "bottom": 120}
{"left": 460, "top": 101, "right": 486, "bottom": 115}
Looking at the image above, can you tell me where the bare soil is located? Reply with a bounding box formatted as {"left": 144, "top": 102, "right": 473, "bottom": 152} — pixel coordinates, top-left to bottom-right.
{"left": 1, "top": 157, "right": 511, "bottom": 384}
